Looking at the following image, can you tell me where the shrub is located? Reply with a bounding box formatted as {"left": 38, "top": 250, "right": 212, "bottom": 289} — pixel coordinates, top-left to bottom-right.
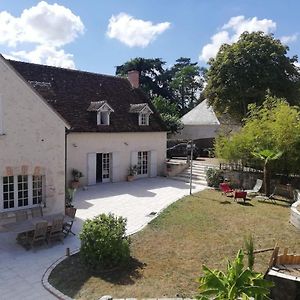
{"left": 206, "top": 168, "right": 224, "bottom": 188}
{"left": 197, "top": 250, "right": 273, "bottom": 300}
{"left": 79, "top": 213, "right": 130, "bottom": 269}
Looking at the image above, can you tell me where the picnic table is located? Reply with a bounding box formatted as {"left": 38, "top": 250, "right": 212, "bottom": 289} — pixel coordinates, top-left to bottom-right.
{"left": 3, "top": 214, "right": 73, "bottom": 233}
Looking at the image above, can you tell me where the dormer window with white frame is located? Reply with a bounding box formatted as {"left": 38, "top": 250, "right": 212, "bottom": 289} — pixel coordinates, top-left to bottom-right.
{"left": 129, "top": 103, "right": 153, "bottom": 126}
{"left": 139, "top": 113, "right": 149, "bottom": 126}
{"left": 87, "top": 101, "right": 114, "bottom": 126}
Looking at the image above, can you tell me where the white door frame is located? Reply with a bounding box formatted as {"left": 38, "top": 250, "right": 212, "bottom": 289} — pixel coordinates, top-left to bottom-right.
{"left": 101, "top": 152, "right": 111, "bottom": 183}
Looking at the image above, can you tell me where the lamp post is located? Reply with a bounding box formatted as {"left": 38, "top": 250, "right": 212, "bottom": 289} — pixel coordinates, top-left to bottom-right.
{"left": 189, "top": 140, "right": 193, "bottom": 195}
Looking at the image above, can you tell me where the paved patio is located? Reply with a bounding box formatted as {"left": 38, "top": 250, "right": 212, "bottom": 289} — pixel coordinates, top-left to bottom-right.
{"left": 0, "top": 177, "right": 206, "bottom": 300}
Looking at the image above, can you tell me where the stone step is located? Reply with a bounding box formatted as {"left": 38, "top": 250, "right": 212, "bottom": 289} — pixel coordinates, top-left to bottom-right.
{"left": 170, "top": 162, "right": 219, "bottom": 187}
{"left": 172, "top": 176, "right": 207, "bottom": 186}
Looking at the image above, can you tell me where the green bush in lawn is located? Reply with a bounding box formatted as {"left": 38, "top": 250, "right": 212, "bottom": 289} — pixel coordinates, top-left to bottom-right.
{"left": 206, "top": 168, "right": 224, "bottom": 188}
{"left": 79, "top": 213, "right": 130, "bottom": 269}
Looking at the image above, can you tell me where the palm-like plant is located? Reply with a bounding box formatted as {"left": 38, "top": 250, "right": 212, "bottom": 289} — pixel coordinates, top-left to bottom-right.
{"left": 252, "top": 149, "right": 283, "bottom": 196}
{"left": 197, "top": 250, "right": 273, "bottom": 300}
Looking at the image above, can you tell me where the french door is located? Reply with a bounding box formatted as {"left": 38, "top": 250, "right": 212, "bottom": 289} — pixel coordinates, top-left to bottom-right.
{"left": 137, "top": 151, "right": 148, "bottom": 176}
{"left": 102, "top": 153, "right": 111, "bottom": 183}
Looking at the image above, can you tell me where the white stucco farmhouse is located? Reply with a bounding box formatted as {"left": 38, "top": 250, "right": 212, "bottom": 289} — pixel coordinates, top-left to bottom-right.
{"left": 8, "top": 59, "right": 167, "bottom": 188}
{"left": 0, "top": 55, "right": 69, "bottom": 223}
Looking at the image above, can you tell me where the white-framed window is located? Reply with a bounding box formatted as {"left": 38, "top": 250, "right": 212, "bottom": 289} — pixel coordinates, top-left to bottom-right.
{"left": 1, "top": 175, "right": 45, "bottom": 211}
{"left": 139, "top": 113, "right": 149, "bottom": 126}
{"left": 32, "top": 175, "right": 43, "bottom": 205}
{"left": 137, "top": 151, "right": 148, "bottom": 175}
{"left": 3, "top": 176, "right": 14, "bottom": 209}
{"left": 97, "top": 111, "right": 110, "bottom": 125}
{"left": 17, "top": 175, "right": 29, "bottom": 207}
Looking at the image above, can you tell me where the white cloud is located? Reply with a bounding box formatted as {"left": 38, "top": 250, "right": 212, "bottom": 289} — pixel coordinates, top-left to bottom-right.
{"left": 199, "top": 16, "right": 276, "bottom": 62}
{"left": 281, "top": 33, "right": 298, "bottom": 44}
{"left": 0, "top": 1, "right": 84, "bottom": 47}
{"left": 107, "top": 13, "right": 170, "bottom": 47}
{"left": 11, "top": 45, "right": 75, "bottom": 69}
{"left": 0, "top": 1, "right": 84, "bottom": 68}
{"left": 294, "top": 61, "right": 300, "bottom": 68}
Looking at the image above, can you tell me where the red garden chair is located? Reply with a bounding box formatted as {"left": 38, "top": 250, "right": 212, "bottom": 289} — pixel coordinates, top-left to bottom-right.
{"left": 219, "top": 183, "right": 234, "bottom": 196}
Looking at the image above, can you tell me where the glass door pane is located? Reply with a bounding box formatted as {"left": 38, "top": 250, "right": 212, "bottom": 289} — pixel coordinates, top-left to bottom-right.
{"left": 102, "top": 153, "right": 111, "bottom": 183}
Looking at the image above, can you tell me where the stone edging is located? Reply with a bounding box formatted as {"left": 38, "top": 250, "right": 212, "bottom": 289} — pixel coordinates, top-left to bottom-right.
{"left": 41, "top": 248, "right": 80, "bottom": 300}
{"left": 290, "top": 190, "right": 300, "bottom": 229}
{"left": 41, "top": 186, "right": 206, "bottom": 299}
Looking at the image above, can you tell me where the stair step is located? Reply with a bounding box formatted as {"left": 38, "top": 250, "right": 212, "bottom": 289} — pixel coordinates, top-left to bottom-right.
{"left": 170, "top": 162, "right": 219, "bottom": 187}
{"left": 172, "top": 176, "right": 207, "bottom": 185}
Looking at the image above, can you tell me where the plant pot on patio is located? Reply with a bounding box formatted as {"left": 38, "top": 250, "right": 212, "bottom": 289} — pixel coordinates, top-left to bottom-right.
{"left": 127, "top": 165, "right": 137, "bottom": 182}
{"left": 71, "top": 169, "right": 84, "bottom": 189}
{"left": 127, "top": 175, "right": 135, "bottom": 182}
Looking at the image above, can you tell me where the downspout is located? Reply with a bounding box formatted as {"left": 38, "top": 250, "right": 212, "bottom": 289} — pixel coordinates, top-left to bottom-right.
{"left": 65, "top": 129, "right": 70, "bottom": 192}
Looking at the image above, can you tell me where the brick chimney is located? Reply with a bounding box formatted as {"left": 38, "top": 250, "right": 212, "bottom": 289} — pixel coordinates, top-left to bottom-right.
{"left": 128, "top": 70, "right": 139, "bottom": 88}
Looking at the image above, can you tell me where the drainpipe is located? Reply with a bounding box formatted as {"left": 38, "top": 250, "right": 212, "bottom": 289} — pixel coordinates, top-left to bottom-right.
{"left": 189, "top": 140, "right": 193, "bottom": 195}
{"left": 65, "top": 129, "right": 70, "bottom": 192}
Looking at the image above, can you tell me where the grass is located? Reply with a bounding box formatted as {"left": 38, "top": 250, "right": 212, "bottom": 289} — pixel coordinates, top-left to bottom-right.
{"left": 49, "top": 189, "right": 300, "bottom": 299}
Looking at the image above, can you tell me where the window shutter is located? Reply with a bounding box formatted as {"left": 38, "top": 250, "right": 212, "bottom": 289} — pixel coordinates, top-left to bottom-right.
{"left": 112, "top": 152, "right": 120, "bottom": 182}
{"left": 0, "top": 95, "right": 3, "bottom": 134}
{"left": 150, "top": 150, "right": 157, "bottom": 177}
{"left": 87, "top": 153, "right": 96, "bottom": 185}
{"left": 131, "top": 151, "right": 138, "bottom": 167}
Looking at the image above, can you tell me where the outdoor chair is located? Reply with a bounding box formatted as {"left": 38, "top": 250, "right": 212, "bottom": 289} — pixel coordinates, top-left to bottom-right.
{"left": 234, "top": 190, "right": 248, "bottom": 203}
{"left": 15, "top": 210, "right": 28, "bottom": 222}
{"left": 31, "top": 206, "right": 43, "bottom": 218}
{"left": 47, "top": 217, "right": 64, "bottom": 245}
{"left": 219, "top": 182, "right": 234, "bottom": 196}
{"left": 63, "top": 207, "right": 77, "bottom": 237}
{"left": 15, "top": 210, "right": 29, "bottom": 244}
{"left": 244, "top": 179, "right": 263, "bottom": 197}
{"left": 27, "top": 221, "right": 48, "bottom": 249}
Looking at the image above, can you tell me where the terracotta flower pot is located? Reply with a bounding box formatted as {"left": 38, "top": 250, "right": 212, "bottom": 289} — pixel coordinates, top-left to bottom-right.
{"left": 71, "top": 181, "right": 80, "bottom": 189}
{"left": 127, "top": 175, "right": 134, "bottom": 182}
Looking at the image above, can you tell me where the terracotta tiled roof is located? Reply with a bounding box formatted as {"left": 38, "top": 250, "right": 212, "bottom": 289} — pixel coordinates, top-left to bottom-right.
{"left": 8, "top": 60, "right": 167, "bottom": 133}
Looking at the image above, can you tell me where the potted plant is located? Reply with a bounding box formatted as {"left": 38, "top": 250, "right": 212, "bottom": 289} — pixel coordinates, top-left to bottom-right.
{"left": 127, "top": 165, "right": 137, "bottom": 182}
{"left": 65, "top": 187, "right": 76, "bottom": 214}
{"left": 71, "top": 168, "right": 84, "bottom": 188}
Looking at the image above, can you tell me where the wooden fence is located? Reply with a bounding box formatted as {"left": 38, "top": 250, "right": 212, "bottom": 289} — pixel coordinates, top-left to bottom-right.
{"left": 269, "top": 247, "right": 300, "bottom": 268}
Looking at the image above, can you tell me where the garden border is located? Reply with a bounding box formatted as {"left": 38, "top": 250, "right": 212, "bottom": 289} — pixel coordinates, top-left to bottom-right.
{"left": 41, "top": 187, "right": 206, "bottom": 299}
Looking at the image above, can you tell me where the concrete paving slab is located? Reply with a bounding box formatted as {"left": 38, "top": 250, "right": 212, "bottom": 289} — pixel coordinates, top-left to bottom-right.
{"left": 0, "top": 177, "right": 206, "bottom": 299}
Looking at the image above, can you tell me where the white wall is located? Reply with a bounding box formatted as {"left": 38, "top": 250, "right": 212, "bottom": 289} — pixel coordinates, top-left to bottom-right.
{"left": 0, "top": 58, "right": 66, "bottom": 218}
{"left": 67, "top": 132, "right": 167, "bottom": 186}
{"left": 173, "top": 124, "right": 220, "bottom": 140}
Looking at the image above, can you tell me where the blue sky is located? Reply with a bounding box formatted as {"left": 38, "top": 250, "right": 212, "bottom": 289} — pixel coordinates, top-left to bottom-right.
{"left": 0, "top": 0, "right": 299, "bottom": 75}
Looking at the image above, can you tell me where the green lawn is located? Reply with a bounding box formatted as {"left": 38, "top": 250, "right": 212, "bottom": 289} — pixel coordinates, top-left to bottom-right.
{"left": 49, "top": 189, "right": 300, "bottom": 299}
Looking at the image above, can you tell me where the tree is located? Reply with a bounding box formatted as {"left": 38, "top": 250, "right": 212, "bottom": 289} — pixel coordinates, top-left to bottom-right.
{"left": 215, "top": 96, "right": 300, "bottom": 177}
{"left": 170, "top": 63, "right": 204, "bottom": 114}
{"left": 197, "top": 250, "right": 273, "bottom": 300}
{"left": 116, "top": 57, "right": 205, "bottom": 116}
{"left": 205, "top": 31, "right": 300, "bottom": 120}
{"left": 252, "top": 149, "right": 283, "bottom": 196}
{"left": 116, "top": 57, "right": 172, "bottom": 100}
{"left": 152, "top": 96, "right": 183, "bottom": 133}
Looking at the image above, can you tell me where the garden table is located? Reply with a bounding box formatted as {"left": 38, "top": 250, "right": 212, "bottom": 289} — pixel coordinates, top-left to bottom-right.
{"left": 3, "top": 213, "right": 73, "bottom": 233}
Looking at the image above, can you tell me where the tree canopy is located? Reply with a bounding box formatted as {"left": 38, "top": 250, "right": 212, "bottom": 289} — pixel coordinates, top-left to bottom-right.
{"left": 116, "top": 57, "right": 204, "bottom": 116}
{"left": 204, "top": 31, "right": 300, "bottom": 120}
{"left": 215, "top": 95, "right": 300, "bottom": 176}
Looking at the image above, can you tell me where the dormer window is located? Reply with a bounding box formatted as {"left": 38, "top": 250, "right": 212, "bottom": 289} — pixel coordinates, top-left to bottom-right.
{"left": 139, "top": 113, "right": 149, "bottom": 126}
{"left": 87, "top": 101, "right": 114, "bottom": 126}
{"left": 129, "top": 103, "right": 153, "bottom": 126}
{"left": 97, "top": 111, "right": 110, "bottom": 125}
